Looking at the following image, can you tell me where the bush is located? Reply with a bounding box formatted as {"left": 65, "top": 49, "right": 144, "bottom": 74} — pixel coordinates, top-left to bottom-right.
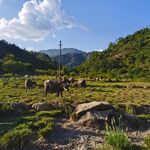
{"left": 105, "top": 129, "right": 129, "bottom": 149}
{"left": 36, "top": 110, "right": 62, "bottom": 117}
{"left": 0, "top": 125, "right": 32, "bottom": 150}
{"left": 144, "top": 133, "right": 150, "bottom": 149}
{"left": 39, "top": 122, "right": 54, "bottom": 137}
{"left": 34, "top": 117, "right": 54, "bottom": 129}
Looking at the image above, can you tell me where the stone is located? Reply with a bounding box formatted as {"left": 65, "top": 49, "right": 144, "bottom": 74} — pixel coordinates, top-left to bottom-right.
{"left": 75, "top": 101, "right": 114, "bottom": 116}
{"left": 76, "top": 109, "right": 116, "bottom": 129}
{"left": 32, "top": 102, "right": 51, "bottom": 111}
{"left": 73, "top": 101, "right": 117, "bottom": 129}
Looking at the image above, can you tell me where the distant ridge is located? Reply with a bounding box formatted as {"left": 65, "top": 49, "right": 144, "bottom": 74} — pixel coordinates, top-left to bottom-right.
{"left": 40, "top": 48, "right": 91, "bottom": 68}
{"left": 40, "top": 48, "right": 85, "bottom": 57}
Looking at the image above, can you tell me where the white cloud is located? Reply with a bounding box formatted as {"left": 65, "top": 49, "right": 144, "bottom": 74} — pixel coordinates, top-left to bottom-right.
{"left": 0, "top": 0, "right": 76, "bottom": 41}
{"left": 0, "top": 0, "right": 4, "bottom": 5}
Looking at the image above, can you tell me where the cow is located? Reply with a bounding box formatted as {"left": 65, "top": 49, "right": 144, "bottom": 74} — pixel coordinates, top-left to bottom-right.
{"left": 69, "top": 77, "right": 76, "bottom": 84}
{"left": 44, "top": 80, "right": 69, "bottom": 97}
{"left": 25, "top": 79, "right": 37, "bottom": 92}
{"left": 73, "top": 79, "right": 86, "bottom": 88}
{"left": 62, "top": 77, "right": 70, "bottom": 84}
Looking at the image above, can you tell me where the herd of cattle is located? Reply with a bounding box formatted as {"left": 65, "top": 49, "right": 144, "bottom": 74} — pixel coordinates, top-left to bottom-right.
{"left": 25, "top": 77, "right": 86, "bottom": 97}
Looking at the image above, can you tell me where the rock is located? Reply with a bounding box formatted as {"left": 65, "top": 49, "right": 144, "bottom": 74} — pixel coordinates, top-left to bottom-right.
{"left": 73, "top": 101, "right": 117, "bottom": 129}
{"left": 75, "top": 101, "right": 114, "bottom": 116}
{"left": 32, "top": 102, "right": 51, "bottom": 111}
{"left": 122, "top": 113, "right": 147, "bottom": 130}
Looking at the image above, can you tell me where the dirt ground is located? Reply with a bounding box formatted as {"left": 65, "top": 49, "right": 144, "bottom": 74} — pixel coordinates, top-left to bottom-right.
{"left": 33, "top": 117, "right": 150, "bottom": 150}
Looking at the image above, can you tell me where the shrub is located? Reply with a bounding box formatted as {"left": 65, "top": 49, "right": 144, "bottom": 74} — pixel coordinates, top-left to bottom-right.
{"left": 36, "top": 110, "right": 62, "bottom": 117}
{"left": 105, "top": 129, "right": 129, "bottom": 149}
{"left": 39, "top": 122, "right": 54, "bottom": 137}
{"left": 144, "top": 133, "right": 150, "bottom": 149}
{"left": 0, "top": 125, "right": 32, "bottom": 150}
{"left": 34, "top": 117, "right": 54, "bottom": 129}
{"left": 70, "top": 112, "right": 78, "bottom": 121}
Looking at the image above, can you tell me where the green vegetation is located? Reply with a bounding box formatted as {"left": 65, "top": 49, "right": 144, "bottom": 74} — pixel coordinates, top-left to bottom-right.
{"left": 144, "top": 133, "right": 150, "bottom": 149}
{"left": 0, "top": 76, "right": 150, "bottom": 105}
{"left": 78, "top": 27, "right": 150, "bottom": 79}
{"left": 0, "top": 124, "right": 32, "bottom": 150}
{"left": 0, "top": 40, "right": 56, "bottom": 75}
{"left": 105, "top": 128, "right": 129, "bottom": 149}
{"left": 0, "top": 109, "right": 61, "bottom": 149}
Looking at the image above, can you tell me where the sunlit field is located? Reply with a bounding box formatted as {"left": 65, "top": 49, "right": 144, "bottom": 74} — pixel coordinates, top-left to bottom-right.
{"left": 0, "top": 75, "right": 150, "bottom": 106}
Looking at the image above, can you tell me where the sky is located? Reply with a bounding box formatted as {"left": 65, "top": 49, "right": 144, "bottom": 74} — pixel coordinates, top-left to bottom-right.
{"left": 0, "top": 0, "right": 149, "bottom": 52}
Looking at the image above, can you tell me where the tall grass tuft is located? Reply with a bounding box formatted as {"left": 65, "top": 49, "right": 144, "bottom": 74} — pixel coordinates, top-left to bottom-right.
{"left": 105, "top": 116, "right": 130, "bottom": 150}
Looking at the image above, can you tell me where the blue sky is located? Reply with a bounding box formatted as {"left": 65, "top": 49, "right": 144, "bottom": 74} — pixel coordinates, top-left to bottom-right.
{"left": 0, "top": 0, "right": 149, "bottom": 52}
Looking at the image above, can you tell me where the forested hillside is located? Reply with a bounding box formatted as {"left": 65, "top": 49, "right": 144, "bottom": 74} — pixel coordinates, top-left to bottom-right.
{"left": 54, "top": 53, "right": 88, "bottom": 68}
{"left": 0, "top": 40, "right": 56, "bottom": 74}
{"left": 78, "top": 27, "right": 150, "bottom": 78}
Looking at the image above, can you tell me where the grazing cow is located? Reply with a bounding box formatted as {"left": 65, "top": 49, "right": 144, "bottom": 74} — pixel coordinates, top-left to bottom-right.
{"left": 24, "top": 75, "right": 29, "bottom": 78}
{"left": 69, "top": 77, "right": 75, "bottom": 83}
{"left": 62, "top": 77, "right": 70, "bottom": 84}
{"left": 73, "top": 79, "right": 86, "bottom": 88}
{"left": 25, "top": 79, "right": 37, "bottom": 92}
{"left": 95, "top": 77, "right": 99, "bottom": 81}
{"left": 44, "top": 80, "right": 69, "bottom": 97}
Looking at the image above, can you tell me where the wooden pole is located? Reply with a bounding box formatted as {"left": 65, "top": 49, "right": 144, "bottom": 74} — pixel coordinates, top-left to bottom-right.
{"left": 58, "top": 40, "right": 62, "bottom": 78}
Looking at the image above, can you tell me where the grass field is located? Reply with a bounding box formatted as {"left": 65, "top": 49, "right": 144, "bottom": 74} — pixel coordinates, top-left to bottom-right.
{"left": 0, "top": 75, "right": 150, "bottom": 149}
{"left": 0, "top": 75, "right": 150, "bottom": 106}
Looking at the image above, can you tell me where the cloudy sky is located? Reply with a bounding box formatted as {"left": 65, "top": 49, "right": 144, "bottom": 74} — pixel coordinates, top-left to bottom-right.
{"left": 0, "top": 0, "right": 149, "bottom": 51}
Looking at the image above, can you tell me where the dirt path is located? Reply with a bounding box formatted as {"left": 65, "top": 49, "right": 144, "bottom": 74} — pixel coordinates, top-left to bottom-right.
{"left": 35, "top": 118, "right": 104, "bottom": 150}
{"left": 34, "top": 117, "right": 150, "bottom": 150}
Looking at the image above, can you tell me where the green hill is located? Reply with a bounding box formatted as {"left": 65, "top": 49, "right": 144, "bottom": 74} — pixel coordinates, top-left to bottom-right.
{"left": 0, "top": 40, "right": 56, "bottom": 74}
{"left": 78, "top": 27, "right": 150, "bottom": 78}
{"left": 54, "top": 53, "right": 88, "bottom": 68}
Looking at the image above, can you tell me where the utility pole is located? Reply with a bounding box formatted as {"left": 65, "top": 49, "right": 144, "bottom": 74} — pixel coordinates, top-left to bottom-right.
{"left": 58, "top": 40, "right": 62, "bottom": 78}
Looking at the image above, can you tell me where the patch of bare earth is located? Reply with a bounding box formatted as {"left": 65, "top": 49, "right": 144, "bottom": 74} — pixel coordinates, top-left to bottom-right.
{"left": 34, "top": 117, "right": 104, "bottom": 150}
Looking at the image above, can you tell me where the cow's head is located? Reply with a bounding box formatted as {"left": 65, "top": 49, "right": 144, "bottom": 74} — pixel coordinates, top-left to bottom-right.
{"left": 62, "top": 83, "right": 69, "bottom": 91}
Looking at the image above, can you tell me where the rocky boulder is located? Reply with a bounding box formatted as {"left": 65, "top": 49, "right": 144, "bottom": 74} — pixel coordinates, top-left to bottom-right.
{"left": 73, "top": 101, "right": 117, "bottom": 129}
{"left": 75, "top": 101, "right": 114, "bottom": 116}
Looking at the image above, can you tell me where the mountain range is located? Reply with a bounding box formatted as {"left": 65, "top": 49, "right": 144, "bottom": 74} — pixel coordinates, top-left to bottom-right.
{"left": 40, "top": 48, "right": 91, "bottom": 68}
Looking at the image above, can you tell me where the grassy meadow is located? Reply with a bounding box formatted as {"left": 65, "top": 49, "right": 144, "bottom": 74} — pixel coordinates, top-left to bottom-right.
{"left": 0, "top": 75, "right": 150, "bottom": 105}
{"left": 0, "top": 75, "right": 150, "bottom": 149}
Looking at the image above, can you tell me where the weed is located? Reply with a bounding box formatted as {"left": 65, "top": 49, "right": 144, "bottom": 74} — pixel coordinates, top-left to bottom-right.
{"left": 0, "top": 125, "right": 32, "bottom": 150}
{"left": 36, "top": 110, "right": 62, "bottom": 117}
{"left": 39, "top": 122, "right": 54, "bottom": 137}
{"left": 144, "top": 133, "right": 150, "bottom": 149}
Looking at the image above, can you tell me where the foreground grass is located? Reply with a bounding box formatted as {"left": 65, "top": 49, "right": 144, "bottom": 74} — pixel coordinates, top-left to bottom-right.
{"left": 0, "top": 110, "right": 61, "bottom": 150}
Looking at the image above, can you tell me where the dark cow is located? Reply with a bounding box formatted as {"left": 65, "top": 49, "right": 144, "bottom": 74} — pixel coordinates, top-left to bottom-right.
{"left": 44, "top": 80, "right": 69, "bottom": 97}
{"left": 25, "top": 79, "right": 37, "bottom": 92}
{"left": 69, "top": 77, "right": 76, "bottom": 83}
{"left": 62, "top": 77, "right": 70, "bottom": 84}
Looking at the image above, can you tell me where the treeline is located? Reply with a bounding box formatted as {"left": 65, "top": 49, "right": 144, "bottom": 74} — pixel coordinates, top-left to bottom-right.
{"left": 77, "top": 27, "right": 150, "bottom": 79}
{"left": 0, "top": 40, "right": 57, "bottom": 75}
